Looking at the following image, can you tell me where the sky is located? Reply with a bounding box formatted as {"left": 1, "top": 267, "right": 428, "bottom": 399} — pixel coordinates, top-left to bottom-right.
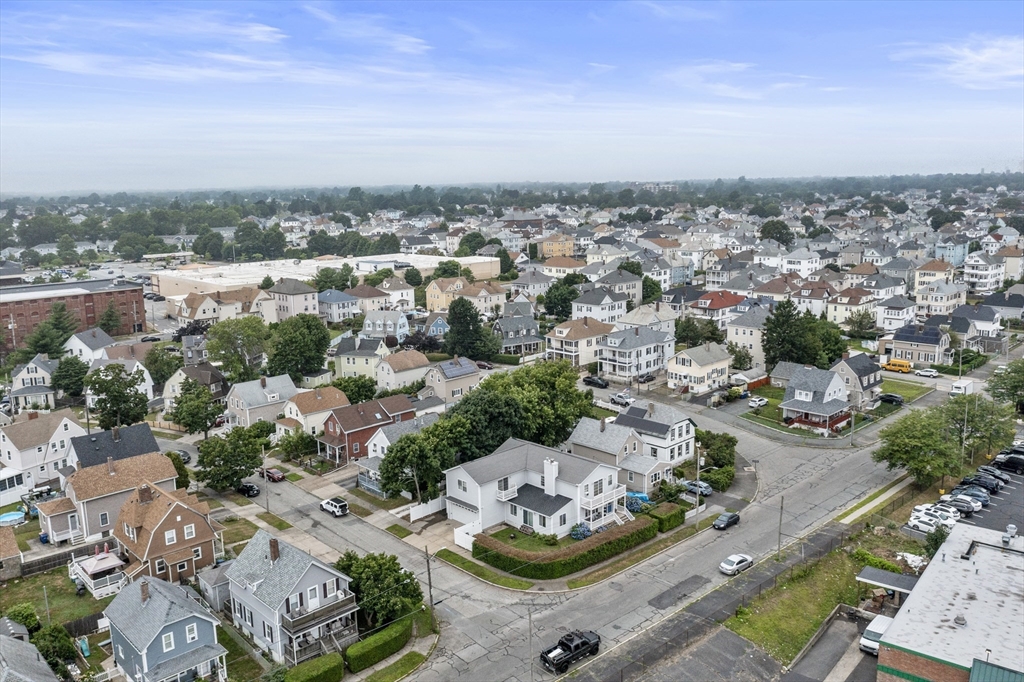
{"left": 1, "top": 1, "right": 1022, "bottom": 195}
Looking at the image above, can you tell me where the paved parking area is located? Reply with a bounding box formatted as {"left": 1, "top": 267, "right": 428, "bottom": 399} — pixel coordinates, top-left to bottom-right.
{"left": 958, "top": 469, "right": 1024, "bottom": 534}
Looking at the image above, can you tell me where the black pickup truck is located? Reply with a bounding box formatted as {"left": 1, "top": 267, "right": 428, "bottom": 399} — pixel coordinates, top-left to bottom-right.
{"left": 540, "top": 630, "right": 600, "bottom": 674}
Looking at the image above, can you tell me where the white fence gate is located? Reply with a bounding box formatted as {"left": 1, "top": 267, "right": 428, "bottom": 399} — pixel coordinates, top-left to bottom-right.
{"left": 408, "top": 496, "right": 446, "bottom": 522}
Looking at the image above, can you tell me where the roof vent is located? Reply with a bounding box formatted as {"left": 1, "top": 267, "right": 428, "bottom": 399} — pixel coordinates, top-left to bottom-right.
{"left": 954, "top": 614, "right": 967, "bottom": 627}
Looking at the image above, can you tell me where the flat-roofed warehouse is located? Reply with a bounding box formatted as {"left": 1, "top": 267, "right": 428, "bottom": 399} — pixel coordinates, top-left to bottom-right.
{"left": 151, "top": 254, "right": 499, "bottom": 297}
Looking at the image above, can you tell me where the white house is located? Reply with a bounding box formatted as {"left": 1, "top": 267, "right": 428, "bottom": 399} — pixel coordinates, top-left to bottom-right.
{"left": 362, "top": 310, "right": 410, "bottom": 342}
{"left": 876, "top": 295, "right": 917, "bottom": 331}
{"left": 376, "top": 277, "right": 416, "bottom": 311}
{"left": 613, "top": 401, "right": 697, "bottom": 465}
{"left": 318, "top": 289, "right": 360, "bottom": 322}
{"left": 9, "top": 354, "right": 59, "bottom": 411}
{"left": 572, "top": 287, "right": 628, "bottom": 324}
{"left": 597, "top": 326, "right": 674, "bottom": 380}
{"left": 374, "top": 350, "right": 430, "bottom": 391}
{"left": 963, "top": 251, "right": 1005, "bottom": 295}
{"left": 275, "top": 386, "right": 351, "bottom": 440}
{"left": 781, "top": 248, "right": 821, "bottom": 277}
{"left": 86, "top": 359, "right": 154, "bottom": 409}
{"left": 666, "top": 343, "right": 731, "bottom": 394}
{"left": 63, "top": 328, "right": 116, "bottom": 362}
{"left": 444, "top": 438, "right": 629, "bottom": 546}
{"left": 0, "top": 409, "right": 85, "bottom": 503}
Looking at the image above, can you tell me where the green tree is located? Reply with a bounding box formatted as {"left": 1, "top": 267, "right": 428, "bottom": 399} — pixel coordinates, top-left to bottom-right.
{"left": 206, "top": 317, "right": 270, "bottom": 382}
{"left": 267, "top": 314, "right": 330, "bottom": 381}
{"left": 5, "top": 603, "right": 40, "bottom": 633}
{"left": 331, "top": 375, "right": 378, "bottom": 404}
{"left": 51, "top": 355, "right": 89, "bottom": 397}
{"left": 97, "top": 300, "right": 123, "bottom": 334}
{"left": 47, "top": 302, "right": 80, "bottom": 345}
{"left": 846, "top": 308, "right": 876, "bottom": 337}
{"left": 84, "top": 363, "right": 149, "bottom": 429}
{"left": 166, "top": 450, "right": 191, "bottom": 489}
{"left": 18, "top": 321, "right": 67, "bottom": 361}
{"left": 726, "top": 341, "right": 752, "bottom": 371}
{"left": 985, "top": 358, "right": 1024, "bottom": 409}
{"left": 379, "top": 430, "right": 453, "bottom": 503}
{"left": 447, "top": 389, "right": 526, "bottom": 460}
{"left": 641, "top": 276, "right": 663, "bottom": 305}
{"left": 32, "top": 625, "right": 77, "bottom": 679}
{"left": 277, "top": 429, "right": 317, "bottom": 461}
{"left": 143, "top": 347, "right": 183, "bottom": 385}
{"left": 528, "top": 242, "right": 539, "bottom": 260}
{"left": 496, "top": 248, "right": 513, "bottom": 274}
{"left": 403, "top": 267, "right": 422, "bottom": 286}
{"left": 924, "top": 525, "right": 950, "bottom": 558}
{"left": 762, "top": 300, "right": 817, "bottom": 371}
{"left": 259, "top": 274, "right": 274, "bottom": 289}
{"left": 312, "top": 264, "right": 357, "bottom": 292}
{"left": 169, "top": 378, "right": 224, "bottom": 439}
{"left": 443, "top": 298, "right": 486, "bottom": 358}
{"left": 433, "top": 260, "right": 461, "bottom": 278}
{"left": 196, "top": 425, "right": 267, "bottom": 490}
{"left": 618, "top": 260, "right": 643, "bottom": 277}
{"left": 813, "top": 317, "right": 846, "bottom": 369}
{"left": 334, "top": 551, "right": 423, "bottom": 629}
{"left": 458, "top": 232, "right": 486, "bottom": 255}
{"left": 696, "top": 429, "right": 738, "bottom": 468}
{"left": 364, "top": 268, "right": 394, "bottom": 288}
{"left": 562, "top": 272, "right": 586, "bottom": 286}
{"left": 57, "top": 233, "right": 79, "bottom": 264}
{"left": 675, "top": 317, "right": 703, "bottom": 346}
{"left": 759, "top": 219, "right": 795, "bottom": 246}
{"left": 940, "top": 395, "right": 1015, "bottom": 465}
{"left": 543, "top": 281, "right": 579, "bottom": 319}
{"left": 872, "top": 408, "right": 960, "bottom": 487}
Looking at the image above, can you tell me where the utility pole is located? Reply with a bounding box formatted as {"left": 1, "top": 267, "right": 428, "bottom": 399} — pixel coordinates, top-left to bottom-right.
{"left": 424, "top": 546, "right": 435, "bottom": 632}
{"left": 528, "top": 608, "right": 534, "bottom": 682}
{"left": 263, "top": 444, "right": 269, "bottom": 512}
{"left": 777, "top": 496, "right": 784, "bottom": 561}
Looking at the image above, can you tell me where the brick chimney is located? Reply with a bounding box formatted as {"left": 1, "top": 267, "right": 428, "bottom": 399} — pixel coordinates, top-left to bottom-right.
{"left": 139, "top": 484, "right": 152, "bottom": 504}
{"left": 842, "top": 352, "right": 850, "bottom": 360}
{"left": 140, "top": 580, "right": 150, "bottom": 605}
{"left": 600, "top": 418, "right": 606, "bottom": 432}
{"left": 647, "top": 402, "right": 655, "bottom": 417}
{"left": 260, "top": 376, "right": 267, "bottom": 388}
{"left": 112, "top": 426, "right": 120, "bottom": 442}
{"left": 107, "top": 456, "right": 116, "bottom": 475}
{"left": 269, "top": 538, "right": 280, "bottom": 564}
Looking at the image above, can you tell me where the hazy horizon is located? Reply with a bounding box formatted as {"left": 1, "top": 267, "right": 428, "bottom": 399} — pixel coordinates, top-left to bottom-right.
{"left": 2, "top": 1, "right": 1021, "bottom": 195}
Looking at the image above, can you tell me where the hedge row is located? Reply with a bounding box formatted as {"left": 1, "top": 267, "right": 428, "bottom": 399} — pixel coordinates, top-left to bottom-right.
{"left": 472, "top": 517, "right": 658, "bottom": 580}
{"left": 852, "top": 548, "right": 901, "bottom": 574}
{"left": 702, "top": 466, "right": 735, "bottom": 492}
{"left": 930, "top": 354, "right": 988, "bottom": 375}
{"left": 344, "top": 618, "right": 413, "bottom": 673}
{"left": 285, "top": 652, "right": 345, "bottom": 682}
{"left": 648, "top": 502, "right": 686, "bottom": 533}
{"left": 491, "top": 354, "right": 521, "bottom": 365}
{"left": 425, "top": 353, "right": 453, "bottom": 362}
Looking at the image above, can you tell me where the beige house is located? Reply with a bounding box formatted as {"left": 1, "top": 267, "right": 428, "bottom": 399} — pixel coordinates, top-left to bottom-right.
{"left": 541, "top": 257, "right": 587, "bottom": 279}
{"left": 887, "top": 324, "right": 950, "bottom": 367}
{"left": 170, "top": 287, "right": 275, "bottom": 324}
{"left": 540, "top": 233, "right": 575, "bottom": 259}
{"left": 726, "top": 304, "right": 770, "bottom": 371}
{"left": 913, "top": 259, "right": 955, "bottom": 297}
{"left": 275, "top": 386, "right": 351, "bottom": 439}
{"left": 545, "top": 317, "right": 616, "bottom": 367}
{"left": 567, "top": 417, "right": 674, "bottom": 496}
{"left": 425, "top": 277, "right": 469, "bottom": 312}
{"left": 916, "top": 282, "right": 967, "bottom": 319}
{"left": 422, "top": 357, "right": 481, "bottom": 405}
{"left": 457, "top": 281, "right": 506, "bottom": 317}
{"left": 332, "top": 336, "right": 390, "bottom": 380}
{"left": 667, "top": 342, "right": 731, "bottom": 394}
{"left": 828, "top": 287, "right": 876, "bottom": 326}
{"left": 345, "top": 284, "right": 389, "bottom": 314}
{"left": 995, "top": 246, "right": 1024, "bottom": 281}
{"left": 375, "top": 350, "right": 430, "bottom": 391}
{"left": 268, "top": 278, "right": 319, "bottom": 321}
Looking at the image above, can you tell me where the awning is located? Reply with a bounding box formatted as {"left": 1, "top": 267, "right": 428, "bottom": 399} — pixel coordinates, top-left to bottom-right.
{"left": 76, "top": 552, "right": 124, "bottom": 576}
{"left": 856, "top": 566, "right": 919, "bottom": 594}
{"left": 445, "top": 496, "right": 479, "bottom": 513}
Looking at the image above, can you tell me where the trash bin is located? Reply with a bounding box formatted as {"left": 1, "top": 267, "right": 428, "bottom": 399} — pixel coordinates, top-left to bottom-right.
{"left": 39, "top": 532, "right": 49, "bottom": 544}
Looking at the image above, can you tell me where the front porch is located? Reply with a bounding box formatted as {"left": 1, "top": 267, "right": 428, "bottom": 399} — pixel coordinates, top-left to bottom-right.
{"left": 355, "top": 458, "right": 386, "bottom": 499}
{"left": 282, "top": 592, "right": 359, "bottom": 667}
{"left": 783, "top": 410, "right": 851, "bottom": 435}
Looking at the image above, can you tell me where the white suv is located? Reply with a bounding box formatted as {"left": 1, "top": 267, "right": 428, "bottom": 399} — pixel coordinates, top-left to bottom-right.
{"left": 320, "top": 497, "right": 350, "bottom": 517}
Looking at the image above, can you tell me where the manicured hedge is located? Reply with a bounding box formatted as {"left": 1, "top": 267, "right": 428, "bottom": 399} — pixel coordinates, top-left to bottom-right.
{"left": 284, "top": 652, "right": 345, "bottom": 682}
{"left": 425, "top": 353, "right": 453, "bottom": 362}
{"left": 492, "top": 354, "right": 521, "bottom": 365}
{"left": 702, "top": 466, "right": 735, "bottom": 492}
{"left": 472, "top": 517, "right": 658, "bottom": 580}
{"left": 345, "top": 618, "right": 413, "bottom": 673}
{"left": 648, "top": 502, "right": 688, "bottom": 532}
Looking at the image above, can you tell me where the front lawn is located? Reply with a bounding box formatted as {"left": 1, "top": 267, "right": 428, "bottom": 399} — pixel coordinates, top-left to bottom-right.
{"left": 349, "top": 487, "right": 408, "bottom": 510}
{"left": 435, "top": 549, "right": 533, "bottom": 590}
{"left": 591, "top": 406, "right": 618, "bottom": 420}
{"left": 880, "top": 378, "right": 930, "bottom": 402}
{"left": 218, "top": 626, "right": 264, "bottom": 682}
{"left": 0, "top": 568, "right": 113, "bottom": 624}
{"left": 365, "top": 652, "right": 426, "bottom": 682}
{"left": 221, "top": 516, "right": 260, "bottom": 545}
{"left": 256, "top": 512, "right": 292, "bottom": 530}
{"left": 285, "top": 472, "right": 303, "bottom": 482}
{"left": 222, "top": 492, "right": 254, "bottom": 507}
{"left": 489, "top": 526, "right": 576, "bottom": 553}
{"left": 196, "top": 494, "right": 223, "bottom": 509}
{"left": 12, "top": 517, "right": 40, "bottom": 551}
{"left": 386, "top": 524, "right": 412, "bottom": 539}
{"left": 752, "top": 386, "right": 785, "bottom": 400}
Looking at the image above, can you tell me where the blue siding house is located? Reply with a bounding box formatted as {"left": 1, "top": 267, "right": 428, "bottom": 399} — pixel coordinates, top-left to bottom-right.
{"left": 105, "top": 577, "right": 227, "bottom": 682}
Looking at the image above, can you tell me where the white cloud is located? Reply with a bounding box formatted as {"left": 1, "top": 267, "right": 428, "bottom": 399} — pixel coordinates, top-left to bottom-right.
{"left": 891, "top": 35, "right": 1024, "bottom": 90}
{"left": 632, "top": 1, "right": 720, "bottom": 22}
{"left": 587, "top": 62, "right": 617, "bottom": 74}
{"left": 664, "top": 60, "right": 761, "bottom": 99}
{"left": 303, "top": 5, "right": 430, "bottom": 55}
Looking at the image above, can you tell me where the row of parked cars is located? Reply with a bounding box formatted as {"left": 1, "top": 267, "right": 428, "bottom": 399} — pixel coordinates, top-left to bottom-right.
{"left": 907, "top": 459, "right": 1016, "bottom": 533}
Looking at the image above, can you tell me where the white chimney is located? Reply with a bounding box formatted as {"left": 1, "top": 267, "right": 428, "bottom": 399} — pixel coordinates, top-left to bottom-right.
{"left": 543, "top": 458, "right": 558, "bottom": 497}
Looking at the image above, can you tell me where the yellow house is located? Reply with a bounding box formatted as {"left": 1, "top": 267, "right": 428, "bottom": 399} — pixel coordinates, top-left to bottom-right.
{"left": 541, "top": 233, "right": 575, "bottom": 259}
{"left": 425, "top": 277, "right": 469, "bottom": 312}
{"left": 828, "top": 287, "right": 876, "bottom": 326}
{"left": 913, "top": 259, "right": 955, "bottom": 297}
{"left": 332, "top": 337, "right": 390, "bottom": 380}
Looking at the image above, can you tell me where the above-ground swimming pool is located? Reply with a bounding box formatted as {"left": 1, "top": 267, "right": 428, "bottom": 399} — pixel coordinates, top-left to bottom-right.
{"left": 0, "top": 511, "right": 26, "bottom": 526}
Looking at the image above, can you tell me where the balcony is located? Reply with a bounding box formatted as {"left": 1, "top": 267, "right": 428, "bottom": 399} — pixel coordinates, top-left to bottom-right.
{"left": 496, "top": 484, "right": 518, "bottom": 501}
{"left": 580, "top": 484, "right": 626, "bottom": 511}
{"left": 284, "top": 624, "right": 359, "bottom": 667}
{"left": 281, "top": 593, "right": 357, "bottom": 633}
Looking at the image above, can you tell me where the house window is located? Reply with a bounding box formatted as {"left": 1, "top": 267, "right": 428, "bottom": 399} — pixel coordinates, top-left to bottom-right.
{"left": 186, "top": 623, "right": 198, "bottom": 643}
{"left": 193, "top": 547, "right": 202, "bottom": 560}
{"left": 538, "top": 515, "right": 547, "bottom": 528}
{"left": 99, "top": 512, "right": 109, "bottom": 527}
{"left": 632, "top": 442, "right": 637, "bottom": 452}
{"left": 651, "top": 472, "right": 661, "bottom": 484}
{"left": 264, "top": 622, "right": 274, "bottom": 642}
{"left": 165, "top": 530, "right": 177, "bottom": 545}
{"left": 510, "top": 504, "right": 518, "bottom": 517}
{"left": 178, "top": 562, "right": 188, "bottom": 573}
{"left": 651, "top": 447, "right": 658, "bottom": 457}
{"left": 155, "top": 559, "right": 167, "bottom": 573}
{"left": 627, "top": 471, "right": 634, "bottom": 483}
{"left": 559, "top": 513, "right": 567, "bottom": 527}
{"left": 184, "top": 524, "right": 195, "bottom": 540}
{"left": 457, "top": 479, "right": 467, "bottom": 493}
{"left": 353, "top": 442, "right": 360, "bottom": 453}
{"left": 162, "top": 632, "right": 174, "bottom": 652}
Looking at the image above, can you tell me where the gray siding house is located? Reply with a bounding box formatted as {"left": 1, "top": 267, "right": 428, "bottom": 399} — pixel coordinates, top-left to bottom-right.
{"left": 106, "top": 577, "right": 227, "bottom": 682}
{"left": 225, "top": 531, "right": 359, "bottom": 665}
{"left": 224, "top": 375, "right": 302, "bottom": 428}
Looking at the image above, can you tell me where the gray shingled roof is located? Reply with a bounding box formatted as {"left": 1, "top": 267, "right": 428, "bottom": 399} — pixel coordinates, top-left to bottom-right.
{"left": 617, "top": 453, "right": 660, "bottom": 474}
{"left": 769, "top": 361, "right": 805, "bottom": 380}
{"left": 951, "top": 304, "right": 998, "bottom": 322}
{"left": 318, "top": 289, "right": 358, "bottom": 303}
{"left": 452, "top": 438, "right": 604, "bottom": 485}
{"left": 877, "top": 295, "right": 916, "bottom": 309}
{"left": 105, "top": 577, "right": 217, "bottom": 654}
{"left": 785, "top": 366, "right": 839, "bottom": 398}
{"left": 601, "top": 326, "right": 672, "bottom": 351}
{"left": 569, "top": 417, "right": 635, "bottom": 455}
{"left": 729, "top": 305, "right": 771, "bottom": 329}
{"left": 229, "top": 374, "right": 300, "bottom": 407}
{"left": 71, "top": 423, "right": 160, "bottom": 469}
{"left": 69, "top": 328, "right": 115, "bottom": 351}
{"left": 0, "top": 634, "right": 60, "bottom": 682}
{"left": 678, "top": 342, "right": 731, "bottom": 366}
{"left": 831, "top": 353, "right": 881, "bottom": 380}
{"left": 492, "top": 315, "right": 538, "bottom": 334}
{"left": 512, "top": 483, "right": 572, "bottom": 516}
{"left": 596, "top": 269, "right": 642, "bottom": 285}
{"left": 378, "top": 412, "right": 439, "bottom": 443}
{"left": 269, "top": 278, "right": 316, "bottom": 295}
{"left": 893, "top": 324, "right": 946, "bottom": 345}
{"left": 614, "top": 401, "right": 693, "bottom": 438}
{"left": 145, "top": 643, "right": 228, "bottom": 682}
{"left": 982, "top": 292, "right": 1024, "bottom": 309}
{"left": 225, "top": 530, "right": 348, "bottom": 610}
{"left": 574, "top": 288, "right": 627, "bottom": 305}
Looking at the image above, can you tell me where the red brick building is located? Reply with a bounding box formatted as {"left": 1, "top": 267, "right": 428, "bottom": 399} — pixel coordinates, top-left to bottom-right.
{"left": 0, "top": 280, "right": 145, "bottom": 346}
{"left": 317, "top": 395, "right": 415, "bottom": 464}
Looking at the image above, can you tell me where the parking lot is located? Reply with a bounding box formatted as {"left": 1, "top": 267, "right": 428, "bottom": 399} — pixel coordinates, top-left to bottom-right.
{"left": 958, "top": 468, "right": 1024, "bottom": 534}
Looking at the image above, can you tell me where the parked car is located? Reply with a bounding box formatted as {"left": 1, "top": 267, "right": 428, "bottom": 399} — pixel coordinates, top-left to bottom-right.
{"left": 712, "top": 512, "right": 740, "bottom": 530}
{"left": 236, "top": 482, "right": 261, "bottom": 497}
{"left": 214, "top": 415, "right": 226, "bottom": 427}
{"left": 681, "top": 479, "right": 713, "bottom": 497}
{"left": 610, "top": 393, "right": 635, "bottom": 407}
{"left": 913, "top": 503, "right": 958, "bottom": 519}
{"left": 907, "top": 516, "right": 938, "bottom": 533}
{"left": 976, "top": 465, "right": 1011, "bottom": 483}
{"left": 994, "top": 365, "right": 1008, "bottom": 375}
{"left": 320, "top": 497, "right": 349, "bottom": 517}
{"left": 993, "top": 454, "right": 1024, "bottom": 474}
{"left": 583, "top": 376, "right": 609, "bottom": 389}
{"left": 939, "top": 497, "right": 975, "bottom": 517}
{"left": 153, "top": 295, "right": 166, "bottom": 301}
{"left": 637, "top": 373, "right": 656, "bottom": 384}
{"left": 168, "top": 449, "right": 191, "bottom": 465}
{"left": 476, "top": 361, "right": 493, "bottom": 370}
{"left": 539, "top": 631, "right": 600, "bottom": 675}
{"left": 910, "top": 509, "right": 956, "bottom": 529}
{"left": 959, "top": 475, "right": 1001, "bottom": 494}
{"left": 878, "top": 393, "right": 905, "bottom": 405}
{"left": 719, "top": 553, "right": 753, "bottom": 576}
{"left": 140, "top": 335, "right": 162, "bottom": 342}
{"left": 259, "top": 467, "right": 285, "bottom": 482}
{"left": 914, "top": 368, "right": 939, "bottom": 378}
{"left": 748, "top": 396, "right": 768, "bottom": 408}
{"left": 938, "top": 493, "right": 982, "bottom": 512}
{"left": 948, "top": 486, "right": 990, "bottom": 506}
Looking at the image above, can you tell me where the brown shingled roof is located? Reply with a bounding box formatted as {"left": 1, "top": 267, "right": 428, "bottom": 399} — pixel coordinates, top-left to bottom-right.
{"left": 545, "top": 316, "right": 616, "bottom": 340}
{"left": 848, "top": 262, "right": 879, "bottom": 275}
{"left": 917, "top": 259, "right": 955, "bottom": 272}
{"left": 542, "top": 257, "right": 585, "bottom": 268}
{"left": 1, "top": 409, "right": 80, "bottom": 450}
{"left": 289, "top": 386, "right": 350, "bottom": 414}
{"left": 330, "top": 395, "right": 415, "bottom": 433}
{"left": 383, "top": 350, "right": 430, "bottom": 372}
{"left": 36, "top": 496, "right": 76, "bottom": 517}
{"left": 347, "top": 284, "right": 387, "bottom": 299}
{"left": 115, "top": 483, "right": 217, "bottom": 559}
{"left": 67, "top": 452, "right": 176, "bottom": 501}
{"left": 0, "top": 526, "right": 19, "bottom": 560}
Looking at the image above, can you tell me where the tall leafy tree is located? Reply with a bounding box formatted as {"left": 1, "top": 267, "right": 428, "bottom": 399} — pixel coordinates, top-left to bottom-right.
{"left": 364, "top": 268, "right": 395, "bottom": 288}
{"left": 206, "top": 316, "right": 270, "bottom": 382}
{"left": 496, "top": 248, "right": 513, "bottom": 274}
{"left": 331, "top": 375, "right": 377, "bottom": 404}
{"left": 51, "top": 356, "right": 89, "bottom": 397}
{"left": 457, "top": 232, "right": 486, "bottom": 256}
{"left": 443, "top": 298, "right": 486, "bottom": 358}
{"left": 727, "top": 342, "right": 753, "bottom": 371}
{"left": 166, "top": 450, "right": 191, "bottom": 490}
{"left": 872, "top": 407, "right": 960, "bottom": 487}
{"left": 543, "top": 281, "right": 579, "bottom": 319}
{"left": 985, "top": 358, "right": 1024, "bottom": 410}
{"left": 939, "top": 395, "right": 1015, "bottom": 464}
{"left": 334, "top": 551, "right": 422, "bottom": 629}
{"left": 267, "top": 314, "right": 330, "bottom": 381}
{"left": 57, "top": 234, "right": 79, "bottom": 264}
{"left": 259, "top": 274, "right": 274, "bottom": 289}
{"left": 143, "top": 347, "right": 183, "bottom": 385}
{"left": 762, "top": 300, "right": 817, "bottom": 371}
{"left": 618, "top": 260, "right": 643, "bottom": 277}
{"left": 97, "top": 300, "right": 123, "bottom": 334}
{"left": 196, "top": 428, "right": 264, "bottom": 491}
{"left": 759, "top": 219, "right": 795, "bottom": 246}
{"left": 846, "top": 308, "right": 876, "bottom": 336}
{"left": 641, "top": 276, "right": 663, "bottom": 305}
{"left": 433, "top": 260, "right": 461, "bottom": 278}
{"left": 85, "top": 363, "right": 149, "bottom": 429}
{"left": 447, "top": 389, "right": 526, "bottom": 460}
{"left": 403, "top": 267, "right": 423, "bottom": 286}
{"left": 675, "top": 317, "right": 703, "bottom": 346}
{"left": 813, "top": 317, "right": 846, "bottom": 369}
{"left": 169, "top": 378, "right": 224, "bottom": 439}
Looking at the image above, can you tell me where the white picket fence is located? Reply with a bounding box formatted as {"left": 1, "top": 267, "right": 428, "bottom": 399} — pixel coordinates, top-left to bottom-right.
{"left": 408, "top": 496, "right": 446, "bottom": 522}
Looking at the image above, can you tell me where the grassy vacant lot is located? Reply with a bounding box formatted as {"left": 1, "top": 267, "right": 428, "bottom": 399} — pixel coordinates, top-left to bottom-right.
{"left": 386, "top": 524, "right": 412, "bottom": 539}
{"left": 880, "top": 378, "right": 930, "bottom": 402}
{"left": 218, "top": 626, "right": 264, "bottom": 682}
{"left": 436, "top": 549, "right": 533, "bottom": 590}
{"left": 221, "top": 516, "right": 260, "bottom": 545}
{"left": 0, "top": 568, "right": 113, "bottom": 624}
{"left": 349, "top": 488, "right": 408, "bottom": 510}
{"left": 489, "top": 526, "right": 575, "bottom": 553}
{"left": 366, "top": 652, "right": 426, "bottom": 682}
{"left": 347, "top": 502, "right": 373, "bottom": 518}
{"left": 256, "top": 512, "right": 292, "bottom": 530}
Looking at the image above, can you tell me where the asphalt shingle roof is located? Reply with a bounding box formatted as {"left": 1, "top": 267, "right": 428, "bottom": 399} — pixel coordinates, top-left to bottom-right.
{"left": 513, "top": 483, "right": 572, "bottom": 517}
{"left": 601, "top": 326, "right": 672, "bottom": 351}
{"left": 268, "top": 278, "right": 316, "bottom": 295}
{"left": 569, "top": 417, "right": 635, "bottom": 455}
{"left": 229, "top": 375, "right": 300, "bottom": 408}
{"left": 71, "top": 423, "right": 160, "bottom": 469}
{"left": 68, "top": 328, "right": 115, "bottom": 352}
{"left": 105, "top": 577, "right": 217, "bottom": 654}
{"left": 453, "top": 438, "right": 603, "bottom": 485}
{"left": 0, "top": 634, "right": 60, "bottom": 682}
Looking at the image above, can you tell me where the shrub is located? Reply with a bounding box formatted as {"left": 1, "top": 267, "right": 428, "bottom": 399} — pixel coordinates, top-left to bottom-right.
{"left": 569, "top": 523, "right": 592, "bottom": 540}
{"left": 472, "top": 517, "right": 658, "bottom": 580}
{"left": 852, "top": 548, "right": 902, "bottom": 574}
{"left": 924, "top": 525, "right": 951, "bottom": 558}
{"left": 5, "top": 603, "right": 40, "bottom": 633}
{"left": 625, "top": 497, "right": 644, "bottom": 513}
{"left": 648, "top": 502, "right": 687, "bottom": 532}
{"left": 345, "top": 619, "right": 413, "bottom": 673}
{"left": 536, "top": 533, "right": 559, "bottom": 546}
{"left": 701, "top": 466, "right": 735, "bottom": 492}
{"left": 284, "top": 653, "right": 345, "bottom": 682}
{"left": 424, "top": 353, "right": 453, "bottom": 362}
{"left": 697, "top": 429, "right": 738, "bottom": 469}
{"left": 492, "top": 354, "right": 521, "bottom": 365}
